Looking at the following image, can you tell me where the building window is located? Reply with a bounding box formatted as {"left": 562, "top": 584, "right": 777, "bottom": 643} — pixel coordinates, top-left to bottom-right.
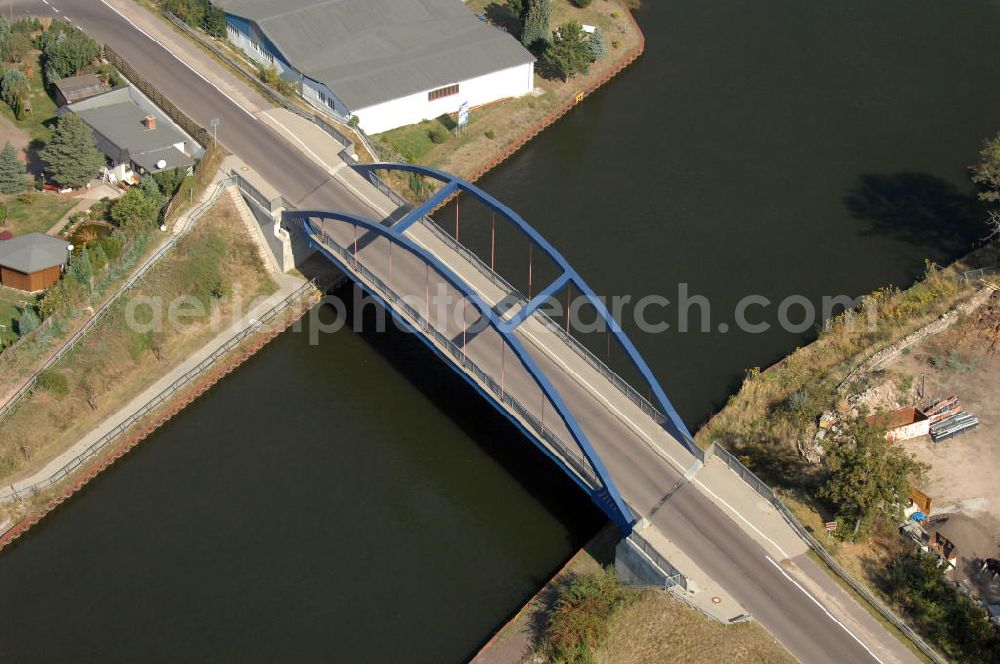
{"left": 428, "top": 84, "right": 459, "bottom": 102}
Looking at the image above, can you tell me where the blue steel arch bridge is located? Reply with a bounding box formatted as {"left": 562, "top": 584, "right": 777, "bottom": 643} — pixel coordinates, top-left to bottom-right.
{"left": 284, "top": 164, "right": 702, "bottom": 534}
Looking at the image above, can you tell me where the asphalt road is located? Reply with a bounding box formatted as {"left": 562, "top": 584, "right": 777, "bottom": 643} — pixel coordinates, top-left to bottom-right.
{"left": 14, "top": 1, "right": 917, "bottom": 662}
{"left": 311, "top": 212, "right": 903, "bottom": 664}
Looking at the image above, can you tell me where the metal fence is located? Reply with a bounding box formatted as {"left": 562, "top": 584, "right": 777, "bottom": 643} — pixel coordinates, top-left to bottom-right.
{"left": 160, "top": 12, "right": 357, "bottom": 152}
{"left": 232, "top": 171, "right": 274, "bottom": 213}
{"left": 626, "top": 530, "right": 687, "bottom": 591}
{"left": 958, "top": 266, "right": 999, "bottom": 283}
{"left": 300, "top": 220, "right": 602, "bottom": 490}
{"left": 706, "top": 443, "right": 776, "bottom": 504}
{"left": 0, "top": 178, "right": 235, "bottom": 422}
{"left": 2, "top": 280, "right": 315, "bottom": 505}
{"left": 103, "top": 45, "right": 212, "bottom": 149}
{"left": 704, "top": 440, "right": 948, "bottom": 662}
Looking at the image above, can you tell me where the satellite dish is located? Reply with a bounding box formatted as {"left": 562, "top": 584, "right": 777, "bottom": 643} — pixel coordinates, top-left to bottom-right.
{"left": 156, "top": 159, "right": 168, "bottom": 170}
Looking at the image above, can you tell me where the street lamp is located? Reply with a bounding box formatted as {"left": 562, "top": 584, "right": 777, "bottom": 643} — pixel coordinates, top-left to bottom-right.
{"left": 66, "top": 243, "right": 75, "bottom": 267}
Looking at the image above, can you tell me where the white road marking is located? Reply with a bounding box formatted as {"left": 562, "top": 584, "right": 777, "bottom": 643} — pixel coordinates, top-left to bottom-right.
{"left": 765, "top": 555, "right": 886, "bottom": 664}
{"left": 264, "top": 112, "right": 341, "bottom": 174}
{"left": 98, "top": 0, "right": 258, "bottom": 120}
{"left": 694, "top": 479, "right": 790, "bottom": 559}
{"left": 324, "top": 168, "right": 795, "bottom": 562}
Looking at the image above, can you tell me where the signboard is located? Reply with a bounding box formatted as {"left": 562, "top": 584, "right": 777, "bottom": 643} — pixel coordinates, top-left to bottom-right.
{"left": 825, "top": 521, "right": 838, "bottom": 532}
{"left": 457, "top": 102, "right": 470, "bottom": 127}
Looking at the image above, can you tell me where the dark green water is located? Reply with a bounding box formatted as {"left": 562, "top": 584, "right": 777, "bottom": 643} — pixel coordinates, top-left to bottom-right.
{"left": 4, "top": 1, "right": 1000, "bottom": 661}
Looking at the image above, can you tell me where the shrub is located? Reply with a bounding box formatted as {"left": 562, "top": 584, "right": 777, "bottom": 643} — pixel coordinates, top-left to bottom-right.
{"left": 1, "top": 33, "right": 32, "bottom": 63}
{"left": 0, "top": 68, "right": 27, "bottom": 109}
{"left": 485, "top": 128, "right": 496, "bottom": 140}
{"left": 37, "top": 369, "right": 70, "bottom": 398}
{"left": 588, "top": 29, "right": 607, "bottom": 61}
{"left": 69, "top": 248, "right": 93, "bottom": 286}
{"left": 10, "top": 17, "right": 41, "bottom": 34}
{"left": 572, "top": 0, "right": 593, "bottom": 6}
{"left": 545, "top": 569, "right": 631, "bottom": 663}
{"left": 427, "top": 124, "right": 449, "bottom": 144}
{"left": 38, "top": 281, "right": 67, "bottom": 318}
{"left": 39, "top": 20, "right": 99, "bottom": 81}
{"left": 16, "top": 306, "right": 40, "bottom": 335}
{"left": 880, "top": 549, "right": 1000, "bottom": 662}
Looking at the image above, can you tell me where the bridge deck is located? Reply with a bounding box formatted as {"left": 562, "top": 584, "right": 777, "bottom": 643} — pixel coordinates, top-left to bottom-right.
{"left": 297, "top": 182, "right": 906, "bottom": 664}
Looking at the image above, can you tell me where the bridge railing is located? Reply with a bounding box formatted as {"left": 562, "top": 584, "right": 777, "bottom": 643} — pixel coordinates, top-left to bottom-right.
{"left": 304, "top": 221, "right": 603, "bottom": 490}
{"left": 351, "top": 168, "right": 670, "bottom": 427}
{"left": 626, "top": 530, "right": 687, "bottom": 591}
{"left": 704, "top": 440, "right": 948, "bottom": 663}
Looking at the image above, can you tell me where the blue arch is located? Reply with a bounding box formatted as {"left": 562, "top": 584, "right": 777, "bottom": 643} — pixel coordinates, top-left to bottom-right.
{"left": 354, "top": 163, "right": 699, "bottom": 455}
{"left": 284, "top": 208, "right": 636, "bottom": 532}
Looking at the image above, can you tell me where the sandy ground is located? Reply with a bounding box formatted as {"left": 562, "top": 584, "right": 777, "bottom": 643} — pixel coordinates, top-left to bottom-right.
{"left": 876, "top": 297, "right": 1000, "bottom": 602}
{"left": 0, "top": 114, "right": 36, "bottom": 175}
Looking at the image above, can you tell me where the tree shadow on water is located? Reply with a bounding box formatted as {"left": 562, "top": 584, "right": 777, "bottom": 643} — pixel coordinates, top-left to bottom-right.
{"left": 844, "top": 172, "right": 986, "bottom": 257}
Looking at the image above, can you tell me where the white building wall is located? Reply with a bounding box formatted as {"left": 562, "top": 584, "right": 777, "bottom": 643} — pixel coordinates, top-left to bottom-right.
{"left": 353, "top": 62, "right": 534, "bottom": 134}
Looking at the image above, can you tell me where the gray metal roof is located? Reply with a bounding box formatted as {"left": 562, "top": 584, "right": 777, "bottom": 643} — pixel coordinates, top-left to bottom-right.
{"left": 65, "top": 88, "right": 196, "bottom": 171}
{"left": 218, "top": 0, "right": 535, "bottom": 110}
{"left": 0, "top": 233, "right": 71, "bottom": 274}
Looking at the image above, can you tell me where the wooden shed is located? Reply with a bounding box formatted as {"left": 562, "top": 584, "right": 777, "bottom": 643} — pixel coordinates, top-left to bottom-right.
{"left": 0, "top": 233, "right": 70, "bottom": 292}
{"left": 52, "top": 74, "right": 107, "bottom": 107}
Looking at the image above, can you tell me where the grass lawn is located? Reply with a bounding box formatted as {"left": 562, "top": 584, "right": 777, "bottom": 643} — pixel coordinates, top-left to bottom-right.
{"left": 374, "top": 0, "right": 640, "bottom": 178}
{"left": 0, "top": 195, "right": 277, "bottom": 483}
{"left": 0, "top": 51, "right": 60, "bottom": 145}
{"left": 378, "top": 118, "right": 453, "bottom": 163}
{"left": 0, "top": 287, "right": 29, "bottom": 346}
{"left": 0, "top": 192, "right": 76, "bottom": 236}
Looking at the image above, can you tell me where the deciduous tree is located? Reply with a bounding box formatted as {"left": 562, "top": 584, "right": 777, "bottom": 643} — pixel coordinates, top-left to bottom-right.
{"left": 818, "top": 420, "right": 926, "bottom": 536}
{"left": 972, "top": 131, "right": 1000, "bottom": 202}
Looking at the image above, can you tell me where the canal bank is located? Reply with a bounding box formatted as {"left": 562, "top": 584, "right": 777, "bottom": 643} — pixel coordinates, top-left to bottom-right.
{"left": 0, "top": 278, "right": 319, "bottom": 550}
{"left": 4, "top": 0, "right": 1000, "bottom": 661}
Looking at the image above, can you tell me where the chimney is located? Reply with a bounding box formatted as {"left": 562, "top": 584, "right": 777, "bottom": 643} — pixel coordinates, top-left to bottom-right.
{"left": 143, "top": 114, "right": 157, "bottom": 130}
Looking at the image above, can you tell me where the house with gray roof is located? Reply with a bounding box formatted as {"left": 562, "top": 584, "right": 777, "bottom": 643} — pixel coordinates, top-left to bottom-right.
{"left": 59, "top": 85, "right": 205, "bottom": 184}
{"left": 216, "top": 0, "right": 535, "bottom": 133}
{"left": 0, "top": 233, "right": 72, "bottom": 292}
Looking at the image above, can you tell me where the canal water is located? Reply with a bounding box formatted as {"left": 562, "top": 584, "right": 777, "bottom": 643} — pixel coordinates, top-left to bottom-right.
{"left": 3, "top": 1, "right": 1000, "bottom": 661}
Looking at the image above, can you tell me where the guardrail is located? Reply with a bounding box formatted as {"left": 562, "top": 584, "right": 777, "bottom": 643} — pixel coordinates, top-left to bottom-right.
{"left": 2, "top": 279, "right": 315, "bottom": 505}
{"left": 705, "top": 440, "right": 947, "bottom": 662}
{"left": 626, "top": 530, "right": 687, "bottom": 591}
{"left": 301, "top": 221, "right": 602, "bottom": 490}
{"left": 160, "top": 12, "right": 366, "bottom": 155}
{"left": 0, "top": 178, "right": 235, "bottom": 422}
{"left": 353, "top": 167, "right": 671, "bottom": 428}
